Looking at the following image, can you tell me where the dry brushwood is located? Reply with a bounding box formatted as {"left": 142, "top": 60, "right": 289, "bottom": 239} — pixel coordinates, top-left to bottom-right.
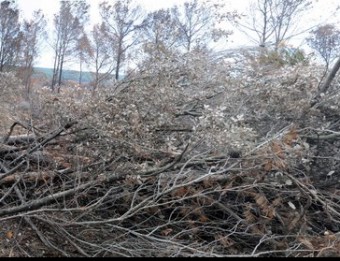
{"left": 0, "top": 114, "right": 339, "bottom": 257}
{"left": 1, "top": 53, "right": 340, "bottom": 257}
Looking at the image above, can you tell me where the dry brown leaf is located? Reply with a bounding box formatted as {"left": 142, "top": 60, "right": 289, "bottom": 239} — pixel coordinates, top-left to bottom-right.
{"left": 6, "top": 231, "right": 13, "bottom": 239}
{"left": 298, "top": 236, "right": 314, "bottom": 250}
{"left": 272, "top": 197, "right": 282, "bottom": 207}
{"left": 265, "top": 207, "right": 276, "bottom": 220}
{"left": 172, "top": 187, "right": 188, "bottom": 198}
{"left": 324, "top": 231, "right": 337, "bottom": 241}
{"left": 161, "top": 228, "right": 173, "bottom": 236}
{"left": 255, "top": 194, "right": 268, "bottom": 209}
{"left": 264, "top": 160, "right": 273, "bottom": 171}
{"left": 272, "top": 159, "right": 287, "bottom": 170}
{"left": 216, "top": 235, "right": 234, "bottom": 248}
{"left": 202, "top": 178, "right": 214, "bottom": 189}
{"left": 271, "top": 141, "right": 285, "bottom": 159}
{"left": 180, "top": 207, "right": 191, "bottom": 216}
{"left": 287, "top": 212, "right": 300, "bottom": 231}
{"left": 244, "top": 204, "right": 256, "bottom": 223}
{"left": 199, "top": 215, "right": 209, "bottom": 223}
{"left": 283, "top": 128, "right": 298, "bottom": 146}
{"left": 255, "top": 194, "right": 276, "bottom": 219}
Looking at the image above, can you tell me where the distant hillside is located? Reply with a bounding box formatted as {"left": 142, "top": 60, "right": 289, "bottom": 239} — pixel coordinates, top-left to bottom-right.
{"left": 33, "top": 67, "right": 94, "bottom": 84}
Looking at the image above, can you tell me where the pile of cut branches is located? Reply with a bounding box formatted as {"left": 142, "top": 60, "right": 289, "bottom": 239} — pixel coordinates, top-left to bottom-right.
{"left": 1, "top": 55, "right": 340, "bottom": 257}
{"left": 1, "top": 116, "right": 339, "bottom": 257}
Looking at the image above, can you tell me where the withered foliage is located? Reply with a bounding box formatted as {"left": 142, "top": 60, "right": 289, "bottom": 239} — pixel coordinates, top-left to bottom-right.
{"left": 0, "top": 51, "right": 340, "bottom": 257}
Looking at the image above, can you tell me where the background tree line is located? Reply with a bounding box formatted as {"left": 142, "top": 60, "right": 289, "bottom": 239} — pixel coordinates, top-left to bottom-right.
{"left": 1, "top": 0, "right": 340, "bottom": 94}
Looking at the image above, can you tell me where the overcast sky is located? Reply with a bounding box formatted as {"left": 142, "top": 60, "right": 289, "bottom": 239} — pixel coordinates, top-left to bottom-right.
{"left": 16, "top": 0, "right": 340, "bottom": 70}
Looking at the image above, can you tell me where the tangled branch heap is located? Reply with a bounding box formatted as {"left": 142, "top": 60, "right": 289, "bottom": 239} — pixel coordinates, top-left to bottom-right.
{"left": 0, "top": 53, "right": 340, "bottom": 257}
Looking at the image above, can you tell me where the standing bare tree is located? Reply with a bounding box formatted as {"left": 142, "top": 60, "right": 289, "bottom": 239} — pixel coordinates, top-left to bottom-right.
{"left": 76, "top": 32, "right": 92, "bottom": 85}
{"left": 234, "top": 0, "right": 311, "bottom": 50}
{"left": 0, "top": 0, "right": 21, "bottom": 72}
{"left": 19, "top": 10, "right": 47, "bottom": 94}
{"left": 89, "top": 23, "right": 115, "bottom": 90}
{"left": 51, "top": 0, "right": 89, "bottom": 91}
{"left": 99, "top": 0, "right": 145, "bottom": 81}
{"left": 307, "top": 24, "right": 340, "bottom": 72}
{"left": 171, "top": 0, "right": 231, "bottom": 53}
{"left": 141, "top": 8, "right": 178, "bottom": 59}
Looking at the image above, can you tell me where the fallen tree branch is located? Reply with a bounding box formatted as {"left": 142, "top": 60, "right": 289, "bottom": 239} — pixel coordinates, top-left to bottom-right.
{"left": 9, "top": 121, "right": 77, "bottom": 166}
{"left": 0, "top": 170, "right": 127, "bottom": 217}
{"left": 1, "top": 121, "right": 32, "bottom": 144}
{"left": 0, "top": 178, "right": 97, "bottom": 217}
{"left": 302, "top": 132, "right": 340, "bottom": 141}
{"left": 140, "top": 143, "right": 189, "bottom": 176}
{"left": 0, "top": 121, "right": 78, "bottom": 181}
{"left": 0, "top": 144, "right": 20, "bottom": 155}
{"left": 2, "top": 134, "right": 37, "bottom": 146}
{"left": 0, "top": 171, "right": 56, "bottom": 185}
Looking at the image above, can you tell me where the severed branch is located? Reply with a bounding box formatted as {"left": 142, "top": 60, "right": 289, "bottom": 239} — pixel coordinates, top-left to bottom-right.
{"left": 0, "top": 121, "right": 78, "bottom": 181}
{"left": 3, "top": 134, "right": 37, "bottom": 146}
{"left": 1, "top": 121, "right": 31, "bottom": 144}
{"left": 0, "top": 144, "right": 20, "bottom": 155}
{"left": 0, "top": 170, "right": 127, "bottom": 217}
{"left": 139, "top": 143, "right": 190, "bottom": 176}
{"left": 0, "top": 179, "right": 98, "bottom": 217}
{"left": 10, "top": 164, "right": 69, "bottom": 256}
{"left": 301, "top": 129, "right": 340, "bottom": 141}
{"left": 175, "top": 110, "right": 202, "bottom": 118}
{"left": 0, "top": 171, "right": 56, "bottom": 185}
{"left": 154, "top": 126, "right": 193, "bottom": 132}
{"left": 302, "top": 132, "right": 340, "bottom": 141}
{"left": 1, "top": 120, "right": 44, "bottom": 145}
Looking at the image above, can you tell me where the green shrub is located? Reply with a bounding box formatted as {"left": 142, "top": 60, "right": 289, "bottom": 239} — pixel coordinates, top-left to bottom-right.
{"left": 257, "top": 47, "right": 309, "bottom": 67}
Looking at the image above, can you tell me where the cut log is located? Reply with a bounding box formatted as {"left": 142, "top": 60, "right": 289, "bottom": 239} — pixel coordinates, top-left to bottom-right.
{"left": 0, "top": 171, "right": 56, "bottom": 185}
{"left": 2, "top": 134, "right": 37, "bottom": 145}
{"left": 0, "top": 144, "right": 20, "bottom": 155}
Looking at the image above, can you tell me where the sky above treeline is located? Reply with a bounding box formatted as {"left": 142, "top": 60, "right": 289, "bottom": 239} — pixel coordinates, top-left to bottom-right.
{"left": 16, "top": 0, "right": 340, "bottom": 70}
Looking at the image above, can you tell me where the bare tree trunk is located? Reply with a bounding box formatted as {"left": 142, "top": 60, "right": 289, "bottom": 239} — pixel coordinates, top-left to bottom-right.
{"left": 95, "top": 69, "right": 99, "bottom": 90}
{"left": 58, "top": 54, "right": 65, "bottom": 91}
{"left": 311, "top": 57, "right": 340, "bottom": 107}
{"left": 79, "top": 59, "right": 83, "bottom": 85}
{"left": 115, "top": 52, "right": 121, "bottom": 81}
{"left": 24, "top": 68, "right": 32, "bottom": 96}
{"left": 0, "top": 51, "right": 4, "bottom": 72}
{"left": 51, "top": 50, "right": 60, "bottom": 92}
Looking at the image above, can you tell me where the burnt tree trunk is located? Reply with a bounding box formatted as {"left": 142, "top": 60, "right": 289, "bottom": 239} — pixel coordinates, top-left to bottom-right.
{"left": 311, "top": 57, "right": 340, "bottom": 107}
